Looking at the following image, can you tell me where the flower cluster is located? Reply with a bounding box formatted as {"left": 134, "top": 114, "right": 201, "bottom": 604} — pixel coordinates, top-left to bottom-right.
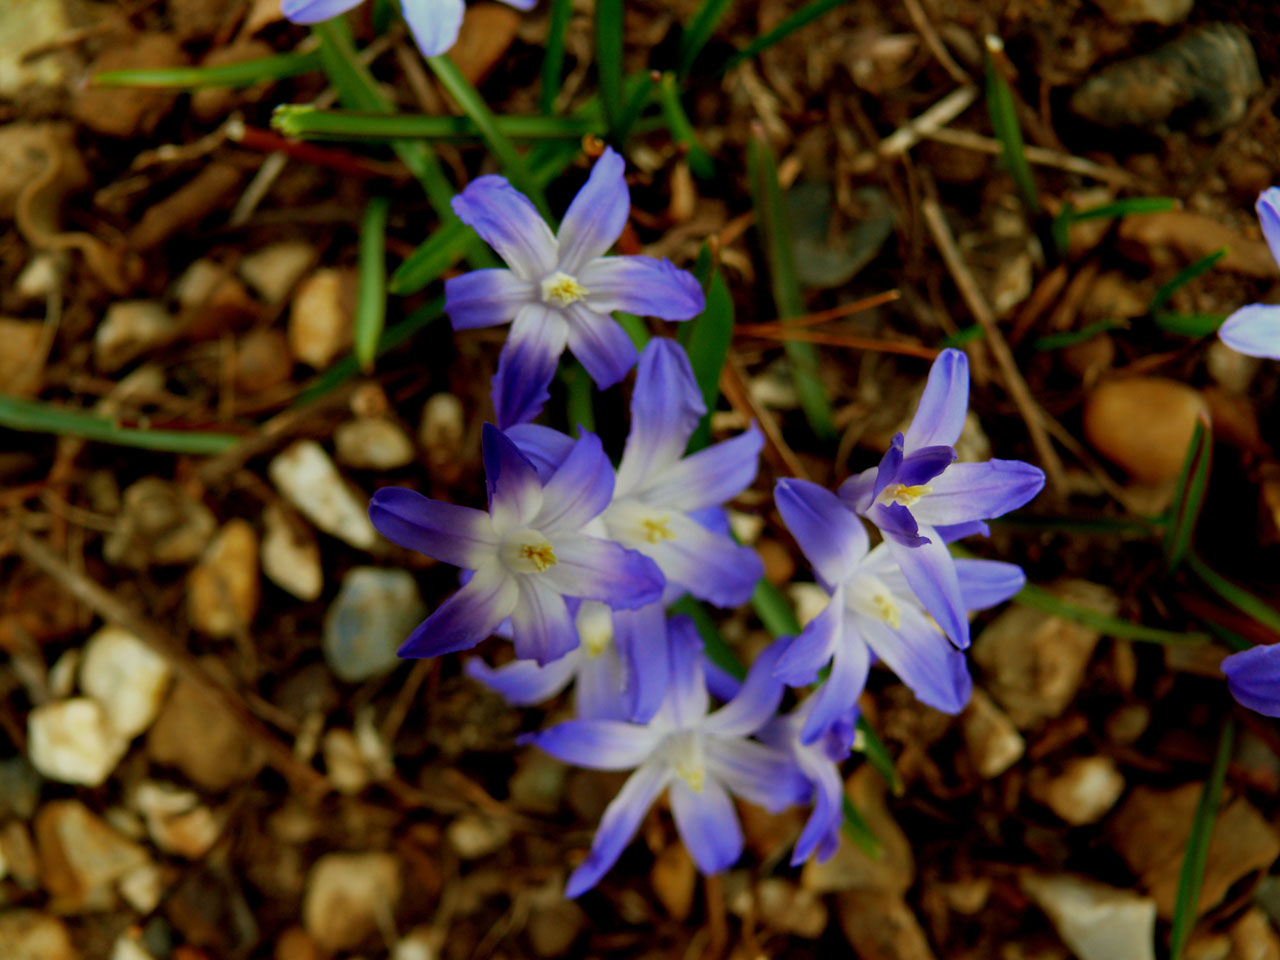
{"left": 283, "top": 0, "right": 536, "bottom": 58}
{"left": 367, "top": 147, "right": 1046, "bottom": 896}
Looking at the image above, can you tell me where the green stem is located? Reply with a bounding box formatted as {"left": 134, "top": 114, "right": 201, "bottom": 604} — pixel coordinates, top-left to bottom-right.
{"left": 354, "top": 195, "right": 391, "bottom": 372}
{"left": 92, "top": 48, "right": 323, "bottom": 88}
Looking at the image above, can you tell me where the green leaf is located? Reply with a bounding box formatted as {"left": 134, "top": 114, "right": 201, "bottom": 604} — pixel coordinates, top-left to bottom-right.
{"left": 541, "top": 0, "right": 574, "bottom": 113}
{"left": 1168, "top": 716, "right": 1235, "bottom": 960}
{"left": 983, "top": 37, "right": 1039, "bottom": 216}
{"left": 938, "top": 325, "right": 986, "bottom": 348}
{"left": 680, "top": 264, "right": 735, "bottom": 452}
{"left": 751, "top": 578, "right": 802, "bottom": 637}
{"left": 658, "top": 72, "right": 714, "bottom": 179}
{"left": 1152, "top": 311, "right": 1227, "bottom": 339}
{"left": 1162, "top": 414, "right": 1212, "bottom": 572}
{"left": 841, "top": 794, "right": 883, "bottom": 858}
{"left": 92, "top": 48, "right": 323, "bottom": 88}
{"left": 670, "top": 595, "right": 747, "bottom": 681}
{"left": 388, "top": 219, "right": 474, "bottom": 296}
{"left": 1013, "top": 582, "right": 1211, "bottom": 645}
{"left": 746, "top": 131, "right": 835, "bottom": 439}
{"left": 1072, "top": 196, "right": 1178, "bottom": 222}
{"left": 1188, "top": 553, "right": 1280, "bottom": 636}
{"left": 427, "top": 54, "right": 549, "bottom": 216}
{"left": 678, "top": 0, "right": 734, "bottom": 78}
{"left": 0, "top": 395, "right": 237, "bottom": 455}
{"left": 1149, "top": 248, "right": 1227, "bottom": 315}
{"left": 724, "top": 0, "right": 848, "bottom": 71}
{"left": 1032, "top": 321, "right": 1124, "bottom": 351}
{"left": 595, "top": 0, "right": 625, "bottom": 141}
{"left": 272, "top": 106, "right": 607, "bottom": 141}
{"left": 615, "top": 312, "right": 651, "bottom": 351}
{"left": 563, "top": 361, "right": 597, "bottom": 435}
{"left": 354, "top": 195, "right": 391, "bottom": 372}
{"left": 857, "top": 717, "right": 903, "bottom": 795}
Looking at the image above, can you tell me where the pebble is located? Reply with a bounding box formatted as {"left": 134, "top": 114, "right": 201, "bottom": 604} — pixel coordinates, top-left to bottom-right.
{"left": 0, "top": 0, "right": 72, "bottom": 94}
{"left": 1028, "top": 756, "right": 1125, "bottom": 826}
{"left": 288, "top": 269, "right": 352, "bottom": 370}
{"left": 75, "top": 33, "right": 188, "bottom": 137}
{"left": 1083, "top": 378, "right": 1208, "bottom": 485}
{"left": 971, "top": 580, "right": 1118, "bottom": 728}
{"left": 147, "top": 673, "right": 265, "bottom": 791}
{"left": 1090, "top": 0, "right": 1192, "bottom": 24}
{"left": 803, "top": 766, "right": 913, "bottom": 896}
{"left": 391, "top": 927, "right": 441, "bottom": 960}
{"left": 1206, "top": 340, "right": 1260, "bottom": 396}
{"left": 526, "top": 897, "right": 587, "bottom": 957}
{"left": 321, "top": 729, "right": 369, "bottom": 795}
{"left": 95, "top": 301, "right": 179, "bottom": 373}
{"left": 15, "top": 253, "right": 59, "bottom": 301}
{"left": 119, "top": 862, "right": 166, "bottom": 913}
{"left": 651, "top": 842, "right": 696, "bottom": 920}
{"left": 419, "top": 393, "right": 467, "bottom": 484}
{"left": 165, "top": 866, "right": 260, "bottom": 956}
{"left": 0, "top": 756, "right": 42, "bottom": 819}
{"left": 0, "top": 317, "right": 45, "bottom": 396}
{"left": 261, "top": 503, "right": 324, "bottom": 601}
{"left": 189, "top": 519, "right": 261, "bottom": 638}
{"left": 446, "top": 813, "right": 513, "bottom": 859}
{"left": 1118, "top": 210, "right": 1277, "bottom": 278}
{"left": 239, "top": 242, "right": 314, "bottom": 304}
{"left": 787, "top": 181, "right": 894, "bottom": 289}
{"left": 173, "top": 259, "right": 258, "bottom": 341}
{"left": 104, "top": 479, "right": 217, "bottom": 569}
{"left": 302, "top": 851, "right": 402, "bottom": 952}
{"left": 451, "top": 3, "right": 522, "bottom": 83}
{"left": 269, "top": 441, "right": 379, "bottom": 550}
{"left": 35, "top": 799, "right": 150, "bottom": 911}
{"left": 961, "top": 688, "right": 1026, "bottom": 778}
{"left": 1230, "top": 909, "right": 1280, "bottom": 960}
{"left": 1, "top": 821, "right": 40, "bottom": 888}
{"left": 112, "top": 932, "right": 157, "bottom": 960}
{"left": 28, "top": 698, "right": 130, "bottom": 787}
{"left": 1021, "top": 873, "right": 1156, "bottom": 960}
{"left": 79, "top": 625, "right": 172, "bottom": 739}
{"left": 323, "top": 567, "right": 426, "bottom": 682}
{"left": 274, "top": 927, "right": 322, "bottom": 960}
{"left": 756, "top": 877, "right": 829, "bottom": 938}
{"left": 335, "top": 417, "right": 417, "bottom": 471}
{"left": 235, "top": 328, "right": 294, "bottom": 394}
{"left": 0, "top": 910, "right": 78, "bottom": 960}
{"left": 134, "top": 781, "right": 223, "bottom": 859}
{"left": 837, "top": 891, "right": 937, "bottom": 960}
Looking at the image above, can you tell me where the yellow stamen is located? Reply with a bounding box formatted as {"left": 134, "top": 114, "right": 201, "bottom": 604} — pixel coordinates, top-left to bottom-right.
{"left": 540, "top": 271, "right": 587, "bottom": 306}
{"left": 880, "top": 482, "right": 932, "bottom": 508}
{"left": 677, "top": 763, "right": 705, "bottom": 792}
{"left": 519, "top": 542, "right": 557, "bottom": 572}
{"left": 872, "top": 593, "right": 902, "bottom": 629}
{"left": 641, "top": 515, "right": 676, "bottom": 543}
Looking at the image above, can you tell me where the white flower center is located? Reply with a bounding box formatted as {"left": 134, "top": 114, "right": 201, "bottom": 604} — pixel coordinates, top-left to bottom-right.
{"left": 664, "top": 731, "right": 705, "bottom": 792}
{"left": 847, "top": 575, "right": 903, "bottom": 629}
{"left": 576, "top": 602, "right": 613, "bottom": 658}
{"left": 878, "top": 482, "right": 932, "bottom": 508}
{"left": 502, "top": 529, "right": 557, "bottom": 574}
{"left": 540, "top": 271, "right": 588, "bottom": 306}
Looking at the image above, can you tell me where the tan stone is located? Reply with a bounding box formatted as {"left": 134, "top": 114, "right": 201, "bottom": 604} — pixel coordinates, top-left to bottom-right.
{"left": 1083, "top": 378, "right": 1208, "bottom": 484}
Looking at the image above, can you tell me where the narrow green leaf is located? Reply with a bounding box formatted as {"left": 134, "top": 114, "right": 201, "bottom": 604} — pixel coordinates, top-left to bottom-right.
{"left": 354, "top": 195, "right": 391, "bottom": 372}
{"left": 92, "top": 48, "right": 323, "bottom": 88}
{"left": 841, "top": 794, "right": 883, "bottom": 858}
{"left": 564, "top": 360, "right": 597, "bottom": 435}
{"left": 1149, "top": 248, "right": 1227, "bottom": 315}
{"left": 613, "top": 70, "right": 656, "bottom": 144}
{"left": 857, "top": 717, "right": 904, "bottom": 795}
{"left": 0, "top": 395, "right": 237, "bottom": 455}
{"left": 616, "top": 312, "right": 651, "bottom": 351}
{"left": 680, "top": 265, "right": 735, "bottom": 453}
{"left": 1014, "top": 583, "right": 1211, "bottom": 645}
{"left": 670, "top": 595, "right": 747, "bottom": 681}
{"left": 1151, "top": 311, "right": 1227, "bottom": 339}
{"left": 984, "top": 37, "right": 1039, "bottom": 216}
{"left": 1202, "top": 620, "right": 1253, "bottom": 654}
{"left": 1162, "top": 414, "right": 1212, "bottom": 571}
{"left": 1032, "top": 320, "right": 1124, "bottom": 351}
{"left": 678, "top": 0, "right": 734, "bottom": 78}
{"left": 273, "top": 106, "right": 606, "bottom": 141}
{"left": 723, "top": 0, "right": 847, "bottom": 71}
{"left": 1188, "top": 553, "right": 1280, "bottom": 636}
{"left": 752, "top": 578, "right": 801, "bottom": 637}
{"left": 1071, "top": 196, "right": 1178, "bottom": 222}
{"left": 1050, "top": 203, "right": 1073, "bottom": 258}
{"left": 427, "top": 54, "right": 548, "bottom": 215}
{"left": 541, "top": 0, "right": 575, "bottom": 114}
{"left": 595, "top": 0, "right": 625, "bottom": 141}
{"left": 938, "top": 325, "right": 986, "bottom": 348}
{"left": 388, "top": 220, "right": 474, "bottom": 295}
{"left": 1168, "top": 716, "right": 1235, "bottom": 960}
{"left": 746, "top": 131, "right": 835, "bottom": 439}
{"left": 658, "top": 72, "right": 714, "bottom": 179}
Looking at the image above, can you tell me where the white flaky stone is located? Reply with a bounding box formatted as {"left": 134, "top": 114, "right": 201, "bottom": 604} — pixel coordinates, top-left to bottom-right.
{"left": 79, "top": 626, "right": 171, "bottom": 739}
{"left": 269, "top": 440, "right": 377, "bottom": 550}
{"left": 28, "top": 699, "right": 130, "bottom": 787}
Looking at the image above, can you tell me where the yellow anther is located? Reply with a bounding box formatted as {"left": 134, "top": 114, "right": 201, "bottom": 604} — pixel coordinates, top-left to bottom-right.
{"left": 872, "top": 593, "right": 902, "bottom": 629}
{"left": 880, "top": 482, "right": 932, "bottom": 508}
{"left": 519, "top": 542, "right": 557, "bottom": 571}
{"left": 641, "top": 515, "right": 676, "bottom": 543}
{"left": 677, "top": 763, "right": 705, "bottom": 792}
{"left": 540, "top": 271, "right": 587, "bottom": 306}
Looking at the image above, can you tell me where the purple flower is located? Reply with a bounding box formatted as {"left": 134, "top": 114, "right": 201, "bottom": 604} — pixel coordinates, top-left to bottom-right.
{"left": 446, "top": 149, "right": 705, "bottom": 428}
{"left": 775, "top": 477, "right": 1026, "bottom": 744}
{"left": 527, "top": 619, "right": 806, "bottom": 897}
{"left": 1218, "top": 188, "right": 1280, "bottom": 359}
{"left": 368, "top": 423, "right": 663, "bottom": 665}
{"left": 282, "top": 0, "right": 536, "bottom": 58}
{"left": 838, "top": 349, "right": 1044, "bottom": 648}
{"left": 1222, "top": 644, "right": 1280, "bottom": 717}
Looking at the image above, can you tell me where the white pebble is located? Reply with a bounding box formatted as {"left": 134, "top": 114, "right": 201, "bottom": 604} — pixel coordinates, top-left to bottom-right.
{"left": 79, "top": 626, "right": 171, "bottom": 739}
{"left": 28, "top": 698, "right": 130, "bottom": 786}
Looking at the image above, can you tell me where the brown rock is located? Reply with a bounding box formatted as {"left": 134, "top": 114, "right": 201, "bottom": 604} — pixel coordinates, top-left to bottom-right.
{"left": 235, "top": 328, "right": 294, "bottom": 394}
{"left": 837, "top": 890, "right": 937, "bottom": 960}
{"left": 1119, "top": 211, "right": 1277, "bottom": 278}
{"left": 75, "top": 34, "right": 188, "bottom": 137}
{"left": 1021, "top": 873, "right": 1156, "bottom": 960}
{"left": 189, "top": 519, "right": 260, "bottom": 638}
{"left": 275, "top": 927, "right": 322, "bottom": 960}
{"left": 173, "top": 259, "right": 259, "bottom": 341}
{"left": 191, "top": 39, "right": 278, "bottom": 118}
{"left": 0, "top": 910, "right": 78, "bottom": 960}
{"left": 170, "top": 0, "right": 229, "bottom": 40}
{"left": 526, "top": 897, "right": 587, "bottom": 957}
{"left": 0, "top": 318, "right": 45, "bottom": 396}
{"left": 1028, "top": 756, "right": 1125, "bottom": 826}
{"left": 302, "top": 852, "right": 402, "bottom": 952}
{"left": 802, "top": 766, "right": 913, "bottom": 895}
{"left": 756, "top": 877, "right": 828, "bottom": 938}
{"left": 129, "top": 163, "right": 245, "bottom": 251}
{"left": 961, "top": 688, "right": 1025, "bottom": 778}
{"left": 450, "top": 4, "right": 522, "bottom": 84}
{"left": 147, "top": 672, "right": 265, "bottom": 791}
{"left": 1084, "top": 378, "right": 1208, "bottom": 484}
{"left": 651, "top": 843, "right": 696, "bottom": 920}
{"left": 1111, "top": 784, "right": 1280, "bottom": 918}
{"left": 260, "top": 502, "right": 323, "bottom": 601}
{"left": 1230, "top": 908, "right": 1280, "bottom": 960}
{"left": 289, "top": 269, "right": 353, "bottom": 370}
{"left": 1, "top": 820, "right": 40, "bottom": 889}
{"left": 104, "top": 478, "right": 217, "bottom": 569}
{"left": 971, "top": 580, "right": 1117, "bottom": 728}
{"left": 35, "top": 800, "right": 149, "bottom": 911}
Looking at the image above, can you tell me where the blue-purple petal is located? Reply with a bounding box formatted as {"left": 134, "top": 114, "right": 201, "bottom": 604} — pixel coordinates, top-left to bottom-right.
{"left": 776, "top": 479, "right": 869, "bottom": 587}
{"left": 935, "top": 520, "right": 991, "bottom": 542}
{"left": 774, "top": 591, "right": 841, "bottom": 687}
{"left": 630, "top": 512, "right": 761, "bottom": 608}
{"left": 898, "top": 445, "right": 957, "bottom": 486}
{"left": 887, "top": 528, "right": 969, "bottom": 648}
{"left": 703, "top": 636, "right": 790, "bottom": 736}
{"left": 669, "top": 777, "right": 743, "bottom": 874}
{"left": 799, "top": 625, "right": 870, "bottom": 745}
{"left": 574, "top": 644, "right": 629, "bottom": 721}
{"left": 1218, "top": 304, "right": 1280, "bottom": 360}
{"left": 614, "top": 338, "right": 705, "bottom": 494}
{"left": 955, "top": 558, "right": 1025, "bottom": 610}
{"left": 1222, "top": 644, "right": 1280, "bottom": 717}
{"left": 563, "top": 302, "right": 638, "bottom": 389}
{"left": 281, "top": 0, "right": 362, "bottom": 23}
{"left": 402, "top": 0, "right": 465, "bottom": 56}
{"left": 705, "top": 737, "right": 809, "bottom": 811}
{"left": 903, "top": 348, "right": 969, "bottom": 451}
{"left": 869, "top": 501, "right": 929, "bottom": 547}
{"left": 913, "top": 460, "right": 1046, "bottom": 527}
{"left": 535, "top": 431, "right": 615, "bottom": 533}
{"left": 506, "top": 423, "right": 575, "bottom": 482}
{"left": 399, "top": 560, "right": 518, "bottom": 658}
{"left": 564, "top": 759, "right": 671, "bottom": 897}
{"left": 444, "top": 268, "right": 534, "bottom": 331}
{"left": 872, "top": 435, "right": 905, "bottom": 501}
{"left": 790, "top": 747, "right": 844, "bottom": 865}
{"left": 1258, "top": 187, "right": 1280, "bottom": 267}
{"left": 556, "top": 147, "right": 629, "bottom": 272}
{"left": 663, "top": 615, "right": 710, "bottom": 728}
{"left": 369, "top": 487, "right": 496, "bottom": 568}
{"left": 643, "top": 427, "right": 764, "bottom": 513}
{"left": 529, "top": 719, "right": 663, "bottom": 770}
{"left": 860, "top": 609, "right": 971, "bottom": 714}
{"left": 482, "top": 422, "right": 544, "bottom": 530}
{"left": 464, "top": 652, "right": 577, "bottom": 706}
{"left": 578, "top": 255, "right": 705, "bottom": 320}
{"left": 541, "top": 535, "right": 665, "bottom": 609}
{"left": 452, "top": 175, "right": 557, "bottom": 279}
{"left": 491, "top": 304, "right": 570, "bottom": 429}
{"left": 509, "top": 578, "right": 580, "bottom": 665}
{"left": 613, "top": 603, "right": 670, "bottom": 723}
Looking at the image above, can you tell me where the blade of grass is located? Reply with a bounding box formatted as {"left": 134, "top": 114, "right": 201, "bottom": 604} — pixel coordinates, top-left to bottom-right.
{"left": 92, "top": 48, "right": 323, "bottom": 87}
{"left": 680, "top": 265, "right": 735, "bottom": 452}
{"left": 1188, "top": 553, "right": 1280, "bottom": 636}
{"left": 1149, "top": 248, "right": 1227, "bottom": 315}
{"left": 1032, "top": 320, "right": 1124, "bottom": 351}
{"left": 841, "top": 794, "right": 883, "bottom": 858}
{"left": 723, "top": 0, "right": 848, "bottom": 72}
{"left": 541, "top": 0, "right": 575, "bottom": 113}
{"left": 388, "top": 219, "right": 474, "bottom": 295}
{"left": 752, "top": 578, "right": 801, "bottom": 636}
{"left": 0, "top": 395, "right": 238, "bottom": 455}
{"left": 613, "top": 67, "right": 656, "bottom": 144}
{"left": 564, "top": 361, "right": 597, "bottom": 435}
{"left": 1162, "top": 413, "right": 1212, "bottom": 571}
{"left": 427, "top": 53, "right": 549, "bottom": 216}
{"left": 856, "top": 717, "right": 903, "bottom": 795}
{"left": 984, "top": 35, "right": 1039, "bottom": 216}
{"left": 658, "top": 72, "right": 714, "bottom": 178}
{"left": 1072, "top": 196, "right": 1178, "bottom": 222}
{"left": 938, "top": 325, "right": 986, "bottom": 348}
{"left": 1014, "top": 582, "right": 1211, "bottom": 644}
{"left": 678, "top": 0, "right": 734, "bottom": 78}
{"left": 1152, "top": 312, "right": 1227, "bottom": 339}
{"left": 670, "top": 595, "right": 747, "bottom": 681}
{"left": 273, "top": 106, "right": 607, "bottom": 141}
{"left": 595, "top": 0, "right": 625, "bottom": 141}
{"left": 354, "top": 195, "right": 391, "bottom": 372}
{"left": 1168, "top": 716, "right": 1235, "bottom": 960}
{"left": 747, "top": 130, "right": 835, "bottom": 440}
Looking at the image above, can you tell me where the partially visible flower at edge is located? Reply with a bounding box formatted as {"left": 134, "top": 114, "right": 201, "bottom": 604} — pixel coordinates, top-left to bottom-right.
{"left": 367, "top": 423, "right": 663, "bottom": 665}
{"left": 1218, "top": 187, "right": 1280, "bottom": 360}
{"left": 526, "top": 619, "right": 807, "bottom": 897}
{"left": 282, "top": 0, "right": 536, "bottom": 59}
{"left": 1222, "top": 643, "right": 1280, "bottom": 717}
{"left": 446, "top": 148, "right": 705, "bottom": 429}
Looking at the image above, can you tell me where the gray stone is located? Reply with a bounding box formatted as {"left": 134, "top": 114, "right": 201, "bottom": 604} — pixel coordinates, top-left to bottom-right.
{"left": 323, "top": 568, "right": 426, "bottom": 683}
